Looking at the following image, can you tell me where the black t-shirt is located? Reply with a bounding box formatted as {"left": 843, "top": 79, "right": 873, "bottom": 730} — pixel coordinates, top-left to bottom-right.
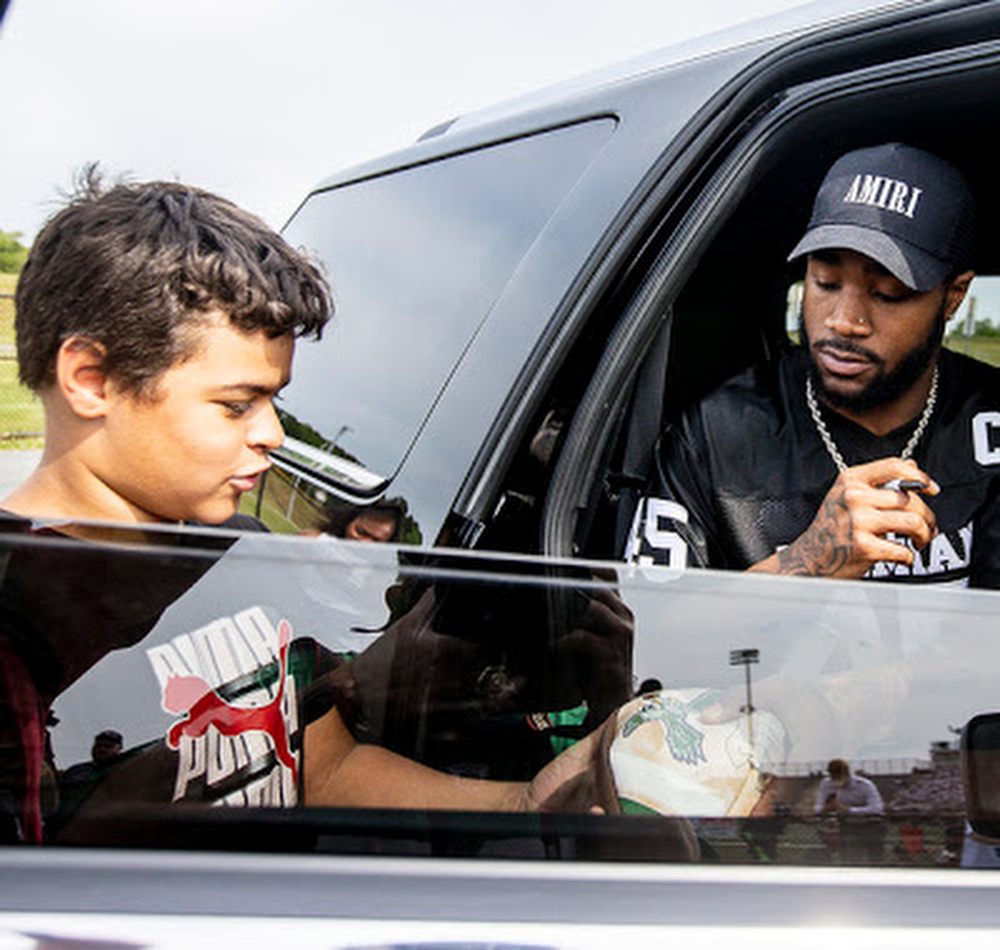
{"left": 626, "top": 348, "right": 1000, "bottom": 588}
{"left": 0, "top": 513, "right": 264, "bottom": 842}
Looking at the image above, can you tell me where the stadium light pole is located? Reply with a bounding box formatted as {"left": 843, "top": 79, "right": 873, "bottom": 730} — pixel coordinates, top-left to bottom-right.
{"left": 730, "top": 648, "right": 760, "bottom": 755}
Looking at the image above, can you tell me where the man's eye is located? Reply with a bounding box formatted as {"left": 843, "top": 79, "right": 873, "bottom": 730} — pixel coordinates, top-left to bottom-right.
{"left": 222, "top": 402, "right": 253, "bottom": 417}
{"left": 872, "top": 288, "right": 914, "bottom": 304}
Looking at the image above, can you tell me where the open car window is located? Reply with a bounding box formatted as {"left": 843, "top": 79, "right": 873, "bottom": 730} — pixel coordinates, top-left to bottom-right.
{"left": 1, "top": 520, "right": 994, "bottom": 868}
{"left": 550, "top": 27, "right": 1000, "bottom": 578}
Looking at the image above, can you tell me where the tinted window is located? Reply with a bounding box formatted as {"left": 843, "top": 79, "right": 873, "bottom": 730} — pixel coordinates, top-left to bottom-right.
{"left": 278, "top": 120, "right": 615, "bottom": 498}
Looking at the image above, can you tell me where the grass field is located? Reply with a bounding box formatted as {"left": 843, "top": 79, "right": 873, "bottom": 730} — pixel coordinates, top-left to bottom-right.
{"left": 0, "top": 273, "right": 43, "bottom": 448}
{"left": 946, "top": 334, "right": 1000, "bottom": 366}
{"left": 238, "top": 467, "right": 327, "bottom": 533}
{"left": 0, "top": 272, "right": 17, "bottom": 345}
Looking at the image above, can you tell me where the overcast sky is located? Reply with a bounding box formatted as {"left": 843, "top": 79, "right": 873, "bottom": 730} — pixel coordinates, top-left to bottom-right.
{"left": 0, "top": 0, "right": 819, "bottom": 244}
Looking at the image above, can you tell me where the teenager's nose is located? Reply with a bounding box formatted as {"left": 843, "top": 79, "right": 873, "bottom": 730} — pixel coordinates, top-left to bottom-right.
{"left": 251, "top": 400, "right": 285, "bottom": 451}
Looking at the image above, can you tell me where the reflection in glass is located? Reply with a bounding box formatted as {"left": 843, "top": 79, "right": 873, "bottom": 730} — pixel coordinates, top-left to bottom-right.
{"left": 243, "top": 456, "right": 421, "bottom": 544}
{"left": 2, "top": 523, "right": 999, "bottom": 865}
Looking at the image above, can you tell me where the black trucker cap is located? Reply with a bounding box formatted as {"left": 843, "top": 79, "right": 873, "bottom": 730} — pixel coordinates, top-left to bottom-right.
{"left": 788, "top": 143, "right": 974, "bottom": 291}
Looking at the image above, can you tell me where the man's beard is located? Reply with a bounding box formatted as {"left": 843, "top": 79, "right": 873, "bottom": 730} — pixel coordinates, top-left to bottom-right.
{"left": 799, "top": 298, "right": 947, "bottom": 413}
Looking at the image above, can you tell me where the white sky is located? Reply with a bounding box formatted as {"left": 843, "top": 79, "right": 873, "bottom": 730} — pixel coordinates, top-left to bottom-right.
{"left": 1, "top": 0, "right": 813, "bottom": 244}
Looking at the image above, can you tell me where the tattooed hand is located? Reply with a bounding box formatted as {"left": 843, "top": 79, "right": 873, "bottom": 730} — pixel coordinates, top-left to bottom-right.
{"left": 751, "top": 457, "right": 939, "bottom": 579}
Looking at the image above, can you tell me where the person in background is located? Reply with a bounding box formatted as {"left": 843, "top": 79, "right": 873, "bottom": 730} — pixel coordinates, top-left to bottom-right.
{"left": 54, "top": 729, "right": 125, "bottom": 831}
{"left": 815, "top": 758, "right": 885, "bottom": 864}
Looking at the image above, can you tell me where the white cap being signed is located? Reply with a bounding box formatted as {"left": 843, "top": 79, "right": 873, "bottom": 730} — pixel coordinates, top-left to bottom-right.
{"left": 607, "top": 688, "right": 787, "bottom": 817}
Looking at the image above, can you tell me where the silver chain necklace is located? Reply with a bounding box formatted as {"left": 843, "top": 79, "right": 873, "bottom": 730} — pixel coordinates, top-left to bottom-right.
{"left": 805, "top": 366, "right": 939, "bottom": 473}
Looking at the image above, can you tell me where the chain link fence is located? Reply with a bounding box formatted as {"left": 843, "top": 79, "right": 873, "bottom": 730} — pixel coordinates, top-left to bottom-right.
{"left": 0, "top": 289, "right": 43, "bottom": 446}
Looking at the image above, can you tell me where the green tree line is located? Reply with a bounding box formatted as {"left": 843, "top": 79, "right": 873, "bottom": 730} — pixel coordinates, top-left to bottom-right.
{"left": 0, "top": 230, "right": 28, "bottom": 274}
{"left": 949, "top": 318, "right": 1000, "bottom": 339}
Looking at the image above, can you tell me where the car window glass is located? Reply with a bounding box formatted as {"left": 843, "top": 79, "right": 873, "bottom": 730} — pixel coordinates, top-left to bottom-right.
{"left": 4, "top": 522, "right": 996, "bottom": 867}
{"left": 276, "top": 120, "right": 615, "bottom": 503}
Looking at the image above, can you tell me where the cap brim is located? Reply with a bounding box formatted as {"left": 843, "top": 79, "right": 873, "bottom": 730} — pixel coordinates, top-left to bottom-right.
{"left": 788, "top": 224, "right": 949, "bottom": 292}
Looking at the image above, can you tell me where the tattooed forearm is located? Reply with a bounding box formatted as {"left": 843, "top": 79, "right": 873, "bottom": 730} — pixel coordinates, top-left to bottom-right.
{"left": 777, "top": 496, "right": 853, "bottom": 577}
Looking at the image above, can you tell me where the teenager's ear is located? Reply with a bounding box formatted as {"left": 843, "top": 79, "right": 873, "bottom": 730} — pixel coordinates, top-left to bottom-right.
{"left": 55, "top": 336, "right": 110, "bottom": 419}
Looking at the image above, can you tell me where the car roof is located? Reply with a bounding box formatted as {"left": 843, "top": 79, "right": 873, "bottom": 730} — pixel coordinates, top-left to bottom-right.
{"left": 439, "top": 0, "right": 920, "bottom": 137}
{"left": 301, "top": 0, "right": 947, "bottom": 198}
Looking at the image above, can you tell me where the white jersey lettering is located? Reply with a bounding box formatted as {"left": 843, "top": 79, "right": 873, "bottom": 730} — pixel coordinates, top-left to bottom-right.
{"left": 625, "top": 497, "right": 690, "bottom": 568}
{"left": 867, "top": 522, "right": 973, "bottom": 583}
{"left": 973, "top": 412, "right": 1000, "bottom": 465}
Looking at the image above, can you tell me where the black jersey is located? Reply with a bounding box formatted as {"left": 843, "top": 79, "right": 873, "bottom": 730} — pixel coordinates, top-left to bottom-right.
{"left": 626, "top": 347, "right": 1000, "bottom": 588}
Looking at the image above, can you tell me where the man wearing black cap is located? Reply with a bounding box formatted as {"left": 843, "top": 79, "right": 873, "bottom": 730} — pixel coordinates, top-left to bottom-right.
{"left": 627, "top": 142, "right": 1000, "bottom": 586}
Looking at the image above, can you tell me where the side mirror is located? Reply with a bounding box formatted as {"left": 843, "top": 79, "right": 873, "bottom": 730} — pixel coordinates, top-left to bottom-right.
{"left": 962, "top": 713, "right": 1000, "bottom": 841}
